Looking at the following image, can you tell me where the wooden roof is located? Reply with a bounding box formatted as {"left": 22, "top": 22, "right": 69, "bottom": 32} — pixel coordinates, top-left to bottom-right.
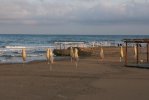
{"left": 123, "top": 39, "right": 149, "bottom": 43}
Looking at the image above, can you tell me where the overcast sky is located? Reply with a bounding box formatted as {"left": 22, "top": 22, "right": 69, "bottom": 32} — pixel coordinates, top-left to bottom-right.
{"left": 0, "top": 0, "right": 149, "bottom": 35}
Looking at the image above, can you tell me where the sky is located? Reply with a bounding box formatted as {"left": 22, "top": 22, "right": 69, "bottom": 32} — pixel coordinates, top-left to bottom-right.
{"left": 0, "top": 0, "right": 149, "bottom": 35}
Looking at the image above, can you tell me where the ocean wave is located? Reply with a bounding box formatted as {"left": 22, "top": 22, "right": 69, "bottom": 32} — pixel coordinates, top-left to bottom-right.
{"left": 4, "top": 45, "right": 55, "bottom": 49}
{"left": 5, "top": 46, "right": 26, "bottom": 49}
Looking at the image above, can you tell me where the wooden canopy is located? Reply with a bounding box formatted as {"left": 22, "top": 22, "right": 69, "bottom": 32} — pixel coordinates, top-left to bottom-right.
{"left": 123, "top": 39, "right": 149, "bottom": 43}
{"left": 124, "top": 39, "right": 149, "bottom": 66}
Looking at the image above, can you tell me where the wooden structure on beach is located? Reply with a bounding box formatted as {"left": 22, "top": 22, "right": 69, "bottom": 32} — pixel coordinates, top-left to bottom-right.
{"left": 124, "top": 39, "right": 149, "bottom": 68}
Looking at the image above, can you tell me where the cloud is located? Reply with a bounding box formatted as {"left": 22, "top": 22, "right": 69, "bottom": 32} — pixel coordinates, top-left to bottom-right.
{"left": 0, "top": 0, "right": 149, "bottom": 34}
{"left": 71, "top": 0, "right": 149, "bottom": 25}
{"left": 1, "top": 0, "right": 149, "bottom": 24}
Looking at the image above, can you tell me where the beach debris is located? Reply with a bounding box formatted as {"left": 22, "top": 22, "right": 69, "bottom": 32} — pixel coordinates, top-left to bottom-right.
{"left": 74, "top": 48, "right": 79, "bottom": 68}
{"left": 46, "top": 48, "right": 54, "bottom": 71}
{"left": 120, "top": 46, "right": 124, "bottom": 62}
{"left": 100, "top": 46, "right": 104, "bottom": 61}
{"left": 22, "top": 48, "right": 26, "bottom": 64}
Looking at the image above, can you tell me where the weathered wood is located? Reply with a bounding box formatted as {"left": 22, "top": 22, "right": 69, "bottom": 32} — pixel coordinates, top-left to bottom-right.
{"left": 137, "top": 43, "right": 139, "bottom": 64}
{"left": 123, "top": 39, "right": 149, "bottom": 43}
{"left": 124, "top": 39, "right": 149, "bottom": 66}
{"left": 125, "top": 42, "right": 128, "bottom": 66}
{"left": 147, "top": 43, "right": 149, "bottom": 62}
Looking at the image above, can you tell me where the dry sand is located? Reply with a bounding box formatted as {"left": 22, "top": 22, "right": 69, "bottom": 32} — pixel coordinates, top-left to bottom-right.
{"left": 0, "top": 51, "right": 149, "bottom": 100}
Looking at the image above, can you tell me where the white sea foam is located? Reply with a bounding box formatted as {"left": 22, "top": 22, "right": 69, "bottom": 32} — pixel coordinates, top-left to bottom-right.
{"left": 5, "top": 45, "right": 55, "bottom": 49}
{"left": 5, "top": 46, "right": 26, "bottom": 49}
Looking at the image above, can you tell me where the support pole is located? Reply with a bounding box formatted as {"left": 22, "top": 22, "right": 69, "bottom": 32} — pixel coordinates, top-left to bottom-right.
{"left": 147, "top": 43, "right": 149, "bottom": 62}
{"left": 60, "top": 43, "right": 62, "bottom": 50}
{"left": 137, "top": 43, "right": 139, "bottom": 64}
{"left": 125, "top": 42, "right": 128, "bottom": 66}
{"left": 64, "top": 44, "right": 66, "bottom": 50}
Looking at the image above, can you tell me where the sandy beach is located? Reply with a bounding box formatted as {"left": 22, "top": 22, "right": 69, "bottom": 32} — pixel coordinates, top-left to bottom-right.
{"left": 1, "top": 0, "right": 149, "bottom": 99}
{"left": 0, "top": 51, "right": 149, "bottom": 100}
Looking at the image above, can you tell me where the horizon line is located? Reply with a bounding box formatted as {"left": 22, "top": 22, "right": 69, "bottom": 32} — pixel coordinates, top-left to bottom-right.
{"left": 0, "top": 33, "right": 149, "bottom": 36}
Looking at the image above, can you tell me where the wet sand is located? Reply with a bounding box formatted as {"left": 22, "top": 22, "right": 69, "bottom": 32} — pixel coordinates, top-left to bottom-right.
{"left": 0, "top": 53, "right": 149, "bottom": 100}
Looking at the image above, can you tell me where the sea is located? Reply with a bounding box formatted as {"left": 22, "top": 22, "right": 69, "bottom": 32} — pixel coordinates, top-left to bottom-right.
{"left": 0, "top": 34, "right": 149, "bottom": 63}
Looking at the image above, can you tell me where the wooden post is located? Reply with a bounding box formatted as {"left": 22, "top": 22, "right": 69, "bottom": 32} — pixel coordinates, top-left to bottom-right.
{"left": 147, "top": 43, "right": 149, "bottom": 62}
{"left": 60, "top": 43, "right": 62, "bottom": 50}
{"left": 64, "top": 44, "right": 66, "bottom": 50}
{"left": 136, "top": 43, "right": 139, "bottom": 64}
{"left": 125, "top": 42, "right": 128, "bottom": 66}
